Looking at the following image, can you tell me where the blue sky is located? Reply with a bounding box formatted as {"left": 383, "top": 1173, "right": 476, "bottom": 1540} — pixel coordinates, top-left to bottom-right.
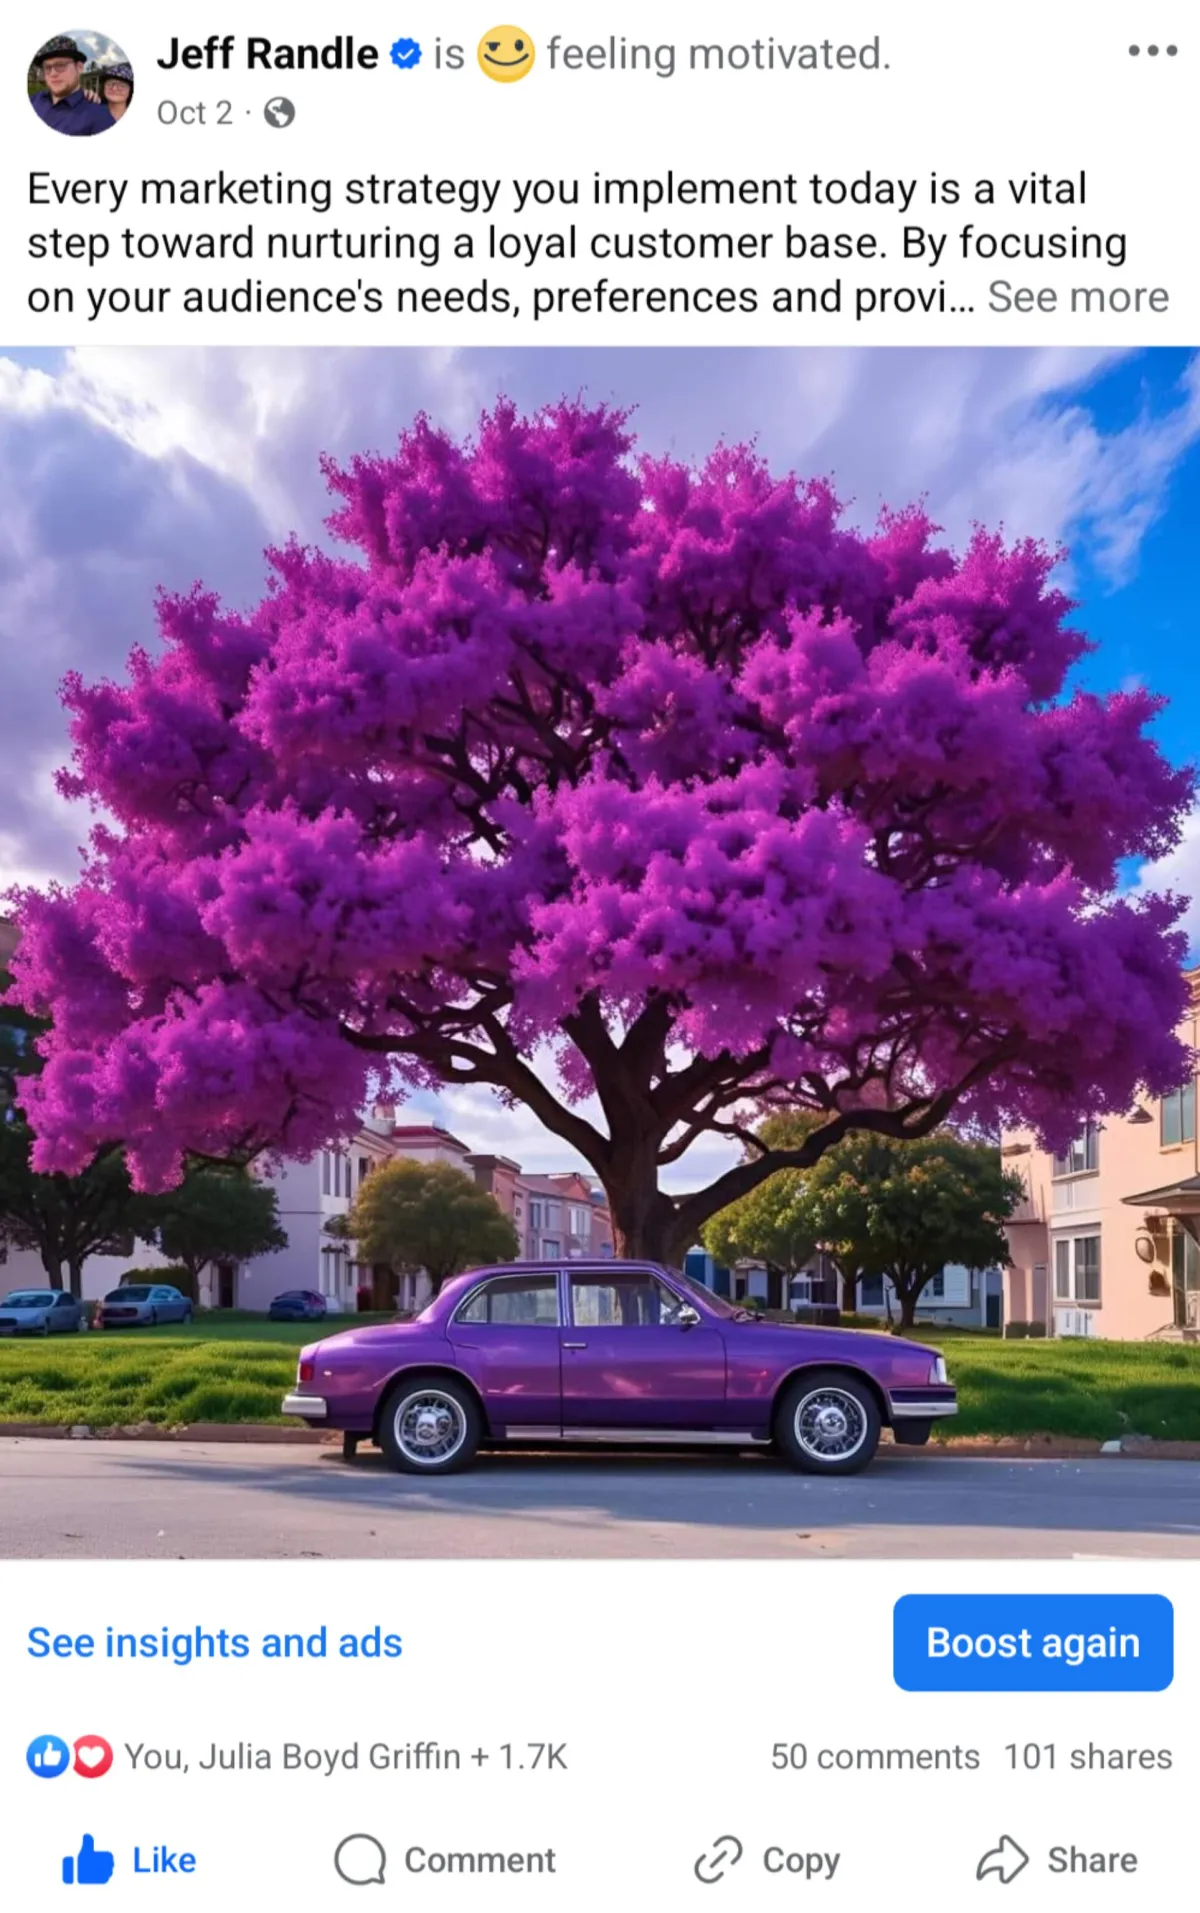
{"left": 0, "top": 345, "right": 1196, "bottom": 1179}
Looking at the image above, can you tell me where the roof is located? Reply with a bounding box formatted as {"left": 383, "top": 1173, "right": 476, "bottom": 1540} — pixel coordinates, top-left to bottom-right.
{"left": 1123, "top": 1174, "right": 1200, "bottom": 1209}
{"left": 384, "top": 1123, "right": 470, "bottom": 1151}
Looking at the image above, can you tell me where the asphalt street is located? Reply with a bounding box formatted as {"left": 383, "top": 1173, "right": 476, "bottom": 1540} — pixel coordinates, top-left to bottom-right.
{"left": 2, "top": 1441, "right": 1199, "bottom": 1558}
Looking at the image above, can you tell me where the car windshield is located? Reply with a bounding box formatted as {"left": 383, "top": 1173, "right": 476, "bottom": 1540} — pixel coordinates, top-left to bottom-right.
{"left": 2, "top": 1292, "right": 55, "bottom": 1307}
{"left": 666, "top": 1267, "right": 750, "bottom": 1320}
{"left": 109, "top": 1287, "right": 150, "bottom": 1301}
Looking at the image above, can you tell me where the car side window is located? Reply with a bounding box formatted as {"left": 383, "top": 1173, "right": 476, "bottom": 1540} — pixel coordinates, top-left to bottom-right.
{"left": 570, "top": 1274, "right": 686, "bottom": 1327}
{"left": 456, "top": 1274, "right": 560, "bottom": 1326}
{"left": 55, "top": 1295, "right": 75, "bottom": 1308}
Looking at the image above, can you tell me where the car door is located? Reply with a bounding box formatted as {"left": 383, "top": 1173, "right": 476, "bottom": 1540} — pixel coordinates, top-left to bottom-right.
{"left": 561, "top": 1269, "right": 727, "bottom": 1430}
{"left": 52, "top": 1294, "right": 78, "bottom": 1334}
{"left": 448, "top": 1271, "right": 563, "bottom": 1430}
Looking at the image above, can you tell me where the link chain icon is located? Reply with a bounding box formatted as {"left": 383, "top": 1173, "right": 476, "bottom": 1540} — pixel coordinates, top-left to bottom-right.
{"left": 694, "top": 1834, "right": 744, "bottom": 1885}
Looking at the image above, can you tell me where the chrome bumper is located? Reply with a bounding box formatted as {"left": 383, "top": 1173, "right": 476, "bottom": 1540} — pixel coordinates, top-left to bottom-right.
{"left": 281, "top": 1392, "right": 327, "bottom": 1420}
{"left": 890, "top": 1395, "right": 958, "bottom": 1419}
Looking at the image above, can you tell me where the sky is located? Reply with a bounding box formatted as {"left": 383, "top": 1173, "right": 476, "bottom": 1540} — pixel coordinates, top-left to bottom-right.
{"left": 0, "top": 344, "right": 1196, "bottom": 1187}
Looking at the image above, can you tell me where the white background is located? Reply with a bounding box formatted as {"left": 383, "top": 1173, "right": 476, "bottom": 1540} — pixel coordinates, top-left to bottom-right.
{"left": 0, "top": 1, "right": 1193, "bottom": 345}
{"left": 2, "top": 1558, "right": 1192, "bottom": 1907}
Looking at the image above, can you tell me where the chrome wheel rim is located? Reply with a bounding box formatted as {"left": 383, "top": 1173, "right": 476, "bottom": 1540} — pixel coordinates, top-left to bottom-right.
{"left": 794, "top": 1387, "right": 867, "bottom": 1461}
{"left": 393, "top": 1390, "right": 467, "bottom": 1466}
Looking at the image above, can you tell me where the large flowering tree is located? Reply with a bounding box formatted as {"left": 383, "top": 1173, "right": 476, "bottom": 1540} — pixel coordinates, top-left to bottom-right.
{"left": 8, "top": 401, "right": 1194, "bottom": 1261}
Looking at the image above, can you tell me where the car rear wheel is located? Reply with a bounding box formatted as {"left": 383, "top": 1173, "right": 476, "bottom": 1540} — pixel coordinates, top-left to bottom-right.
{"left": 774, "top": 1369, "right": 880, "bottom": 1476}
{"left": 378, "top": 1377, "right": 481, "bottom": 1476}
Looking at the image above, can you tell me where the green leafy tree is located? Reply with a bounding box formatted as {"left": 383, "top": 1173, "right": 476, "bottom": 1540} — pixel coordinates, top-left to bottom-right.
{"left": 1, "top": 953, "right": 281, "bottom": 1298}
{"left": 330, "top": 1159, "right": 519, "bottom": 1296}
{"left": 701, "top": 1112, "right": 822, "bottom": 1298}
{"left": 139, "top": 1169, "right": 287, "bottom": 1290}
{"left": 800, "top": 1133, "right": 1022, "bottom": 1328}
{"left": 0, "top": 960, "right": 150, "bottom": 1295}
{"left": 0, "top": 1134, "right": 151, "bottom": 1298}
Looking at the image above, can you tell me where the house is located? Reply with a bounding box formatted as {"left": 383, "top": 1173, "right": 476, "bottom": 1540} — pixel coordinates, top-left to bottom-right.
{"left": 231, "top": 1122, "right": 397, "bottom": 1314}
{"left": 854, "top": 1265, "right": 1004, "bottom": 1329}
{"left": 523, "top": 1171, "right": 613, "bottom": 1260}
{"left": 1002, "top": 964, "right": 1200, "bottom": 1339}
{"left": 465, "top": 1154, "right": 526, "bottom": 1250}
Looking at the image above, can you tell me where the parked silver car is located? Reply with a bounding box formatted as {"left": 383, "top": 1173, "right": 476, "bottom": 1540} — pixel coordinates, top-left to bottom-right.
{"left": 0, "top": 1289, "right": 86, "bottom": 1335}
{"left": 97, "top": 1284, "right": 193, "bottom": 1328}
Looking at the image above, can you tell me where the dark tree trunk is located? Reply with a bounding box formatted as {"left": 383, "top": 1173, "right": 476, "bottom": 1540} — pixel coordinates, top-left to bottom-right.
{"left": 893, "top": 1275, "right": 927, "bottom": 1330}
{"left": 66, "top": 1258, "right": 85, "bottom": 1301}
{"left": 839, "top": 1267, "right": 858, "bottom": 1316}
{"left": 604, "top": 1159, "right": 686, "bottom": 1265}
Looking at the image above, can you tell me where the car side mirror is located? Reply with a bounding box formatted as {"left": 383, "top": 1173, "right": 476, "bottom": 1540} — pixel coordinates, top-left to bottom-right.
{"left": 677, "top": 1304, "right": 701, "bottom": 1330}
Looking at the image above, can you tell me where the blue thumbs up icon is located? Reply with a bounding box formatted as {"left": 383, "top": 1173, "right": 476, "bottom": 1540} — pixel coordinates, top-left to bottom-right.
{"left": 27, "top": 1734, "right": 70, "bottom": 1777}
{"left": 62, "top": 1836, "right": 115, "bottom": 1885}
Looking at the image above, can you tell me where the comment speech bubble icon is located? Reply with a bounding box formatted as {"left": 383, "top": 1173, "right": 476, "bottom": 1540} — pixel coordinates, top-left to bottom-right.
{"left": 333, "top": 1834, "right": 387, "bottom": 1886}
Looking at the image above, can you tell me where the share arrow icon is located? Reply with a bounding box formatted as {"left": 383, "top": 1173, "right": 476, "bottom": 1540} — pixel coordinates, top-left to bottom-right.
{"left": 976, "top": 1836, "right": 1030, "bottom": 1884}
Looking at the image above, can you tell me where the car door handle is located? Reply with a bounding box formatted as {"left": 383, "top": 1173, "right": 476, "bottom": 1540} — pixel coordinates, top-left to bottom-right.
{"left": 562, "top": 1341, "right": 587, "bottom": 1350}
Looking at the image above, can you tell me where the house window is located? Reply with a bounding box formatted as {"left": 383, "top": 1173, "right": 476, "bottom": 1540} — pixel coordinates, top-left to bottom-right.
{"left": 859, "top": 1273, "right": 884, "bottom": 1308}
{"left": 321, "top": 1151, "right": 332, "bottom": 1196}
{"left": 540, "top": 1238, "right": 561, "bottom": 1260}
{"left": 1052, "top": 1124, "right": 1100, "bottom": 1178}
{"left": 1054, "top": 1233, "right": 1101, "bottom": 1304}
{"left": 358, "top": 1156, "right": 370, "bottom": 1186}
{"left": 529, "top": 1200, "right": 543, "bottom": 1229}
{"left": 927, "top": 1271, "right": 945, "bottom": 1300}
{"left": 1161, "top": 1082, "right": 1197, "bottom": 1148}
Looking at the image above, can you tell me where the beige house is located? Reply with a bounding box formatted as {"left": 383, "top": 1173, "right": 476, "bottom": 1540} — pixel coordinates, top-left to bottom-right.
{"left": 1003, "top": 966, "right": 1200, "bottom": 1339}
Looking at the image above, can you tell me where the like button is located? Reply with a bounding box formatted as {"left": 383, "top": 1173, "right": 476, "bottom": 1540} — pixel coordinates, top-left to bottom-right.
{"left": 62, "top": 1834, "right": 115, "bottom": 1885}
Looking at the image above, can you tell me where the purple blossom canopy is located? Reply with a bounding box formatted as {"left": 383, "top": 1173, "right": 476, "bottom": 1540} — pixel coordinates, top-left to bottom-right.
{"left": 8, "top": 400, "right": 1194, "bottom": 1251}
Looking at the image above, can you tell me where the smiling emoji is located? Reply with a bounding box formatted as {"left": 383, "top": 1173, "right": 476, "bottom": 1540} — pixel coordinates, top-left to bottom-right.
{"left": 478, "top": 25, "right": 535, "bottom": 81}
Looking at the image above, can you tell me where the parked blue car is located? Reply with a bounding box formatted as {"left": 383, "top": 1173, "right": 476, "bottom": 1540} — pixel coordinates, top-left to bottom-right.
{"left": 268, "top": 1289, "right": 328, "bottom": 1322}
{"left": 97, "top": 1284, "right": 193, "bottom": 1328}
{"left": 0, "top": 1289, "right": 86, "bottom": 1335}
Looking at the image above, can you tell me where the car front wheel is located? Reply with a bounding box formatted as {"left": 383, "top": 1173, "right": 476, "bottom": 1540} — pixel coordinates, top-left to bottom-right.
{"left": 378, "top": 1377, "right": 481, "bottom": 1476}
{"left": 775, "top": 1369, "right": 880, "bottom": 1476}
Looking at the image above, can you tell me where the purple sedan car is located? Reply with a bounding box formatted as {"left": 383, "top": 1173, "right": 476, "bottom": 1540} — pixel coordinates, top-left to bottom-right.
{"left": 283, "top": 1261, "right": 956, "bottom": 1476}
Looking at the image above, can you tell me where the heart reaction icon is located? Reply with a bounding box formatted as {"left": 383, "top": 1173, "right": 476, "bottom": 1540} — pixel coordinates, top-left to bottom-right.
{"left": 73, "top": 1737, "right": 114, "bottom": 1779}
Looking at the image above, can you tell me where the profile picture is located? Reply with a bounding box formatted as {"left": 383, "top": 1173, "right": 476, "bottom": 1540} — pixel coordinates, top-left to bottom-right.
{"left": 27, "top": 28, "right": 132, "bottom": 135}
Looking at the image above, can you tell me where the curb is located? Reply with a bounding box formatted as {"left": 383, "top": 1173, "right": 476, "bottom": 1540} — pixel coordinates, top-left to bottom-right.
{"left": 928, "top": 1434, "right": 1200, "bottom": 1460}
{"left": 0, "top": 1421, "right": 331, "bottom": 1444}
{"left": 1, "top": 1424, "right": 1199, "bottom": 1459}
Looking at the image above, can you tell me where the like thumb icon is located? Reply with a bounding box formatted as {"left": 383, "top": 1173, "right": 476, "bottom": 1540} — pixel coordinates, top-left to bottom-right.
{"left": 62, "top": 1835, "right": 116, "bottom": 1885}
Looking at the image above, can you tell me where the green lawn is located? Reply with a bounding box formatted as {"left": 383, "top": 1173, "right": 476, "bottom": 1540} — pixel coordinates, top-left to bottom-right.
{"left": 0, "top": 1314, "right": 394, "bottom": 1427}
{"left": 927, "top": 1333, "right": 1200, "bottom": 1442}
{"left": 1, "top": 1314, "right": 1199, "bottom": 1440}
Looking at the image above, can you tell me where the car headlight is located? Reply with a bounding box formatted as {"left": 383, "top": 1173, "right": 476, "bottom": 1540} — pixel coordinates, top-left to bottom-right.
{"left": 930, "top": 1356, "right": 948, "bottom": 1386}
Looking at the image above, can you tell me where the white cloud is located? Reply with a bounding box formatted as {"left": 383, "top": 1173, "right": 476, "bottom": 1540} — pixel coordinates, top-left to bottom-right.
{"left": 1130, "top": 804, "right": 1200, "bottom": 956}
